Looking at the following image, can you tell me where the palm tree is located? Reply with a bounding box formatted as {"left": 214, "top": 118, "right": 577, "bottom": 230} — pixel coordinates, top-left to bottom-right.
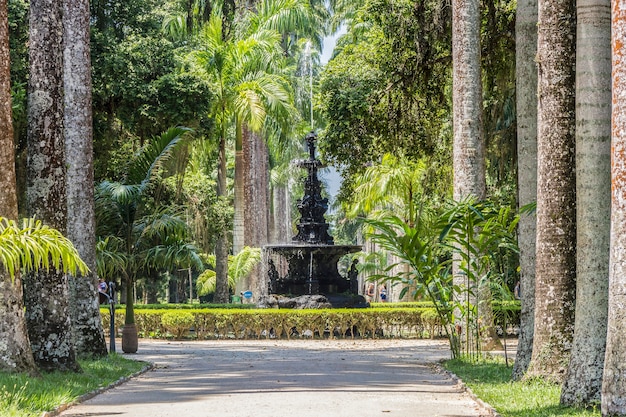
{"left": 0, "top": 0, "right": 17, "bottom": 221}
{"left": 0, "top": 218, "right": 89, "bottom": 373}
{"left": 237, "top": 1, "right": 323, "bottom": 269}
{"left": 187, "top": 10, "right": 296, "bottom": 302}
{"left": 196, "top": 246, "right": 261, "bottom": 297}
{"left": 363, "top": 213, "right": 459, "bottom": 357}
{"left": 346, "top": 154, "right": 447, "bottom": 303}
{"left": 451, "top": 0, "right": 495, "bottom": 355}
{"left": 94, "top": 126, "right": 191, "bottom": 353}
{"left": 136, "top": 212, "right": 204, "bottom": 303}
{"left": 348, "top": 154, "right": 432, "bottom": 226}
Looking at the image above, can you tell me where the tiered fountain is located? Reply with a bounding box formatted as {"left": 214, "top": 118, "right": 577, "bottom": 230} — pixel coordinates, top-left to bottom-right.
{"left": 261, "top": 132, "right": 365, "bottom": 308}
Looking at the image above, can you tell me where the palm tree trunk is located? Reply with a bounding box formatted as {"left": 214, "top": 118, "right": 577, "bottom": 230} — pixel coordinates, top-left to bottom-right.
{"left": 525, "top": 0, "right": 576, "bottom": 383}
{"left": 233, "top": 123, "right": 245, "bottom": 255}
{"left": 242, "top": 127, "right": 270, "bottom": 297}
{"left": 0, "top": 10, "right": 36, "bottom": 370}
{"left": 452, "top": 0, "right": 498, "bottom": 353}
{"left": 0, "top": 0, "right": 18, "bottom": 222}
{"left": 512, "top": 0, "right": 538, "bottom": 381}
{"left": 452, "top": 0, "right": 485, "bottom": 202}
{"left": 560, "top": 0, "right": 610, "bottom": 405}
{"left": 63, "top": 0, "right": 107, "bottom": 359}
{"left": 25, "top": 0, "right": 79, "bottom": 372}
{"left": 601, "top": 2, "right": 626, "bottom": 413}
{"left": 271, "top": 182, "right": 291, "bottom": 244}
{"left": 215, "top": 134, "right": 230, "bottom": 304}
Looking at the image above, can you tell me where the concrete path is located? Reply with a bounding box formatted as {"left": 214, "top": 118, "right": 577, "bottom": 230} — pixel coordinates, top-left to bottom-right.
{"left": 58, "top": 339, "right": 492, "bottom": 417}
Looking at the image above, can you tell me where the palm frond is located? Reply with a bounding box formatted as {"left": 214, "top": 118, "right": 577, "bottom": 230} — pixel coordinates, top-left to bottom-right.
{"left": 0, "top": 217, "right": 89, "bottom": 279}
{"left": 230, "top": 246, "right": 262, "bottom": 282}
{"left": 143, "top": 242, "right": 203, "bottom": 271}
{"left": 95, "top": 237, "right": 128, "bottom": 280}
{"left": 126, "top": 126, "right": 192, "bottom": 187}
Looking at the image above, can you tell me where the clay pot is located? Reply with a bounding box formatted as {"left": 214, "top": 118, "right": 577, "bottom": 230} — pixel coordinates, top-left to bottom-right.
{"left": 121, "top": 323, "right": 138, "bottom": 353}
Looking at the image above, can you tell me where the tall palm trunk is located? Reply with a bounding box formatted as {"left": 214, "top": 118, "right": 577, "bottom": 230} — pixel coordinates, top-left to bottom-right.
{"left": 270, "top": 183, "right": 291, "bottom": 244}
{"left": 63, "top": 0, "right": 107, "bottom": 359}
{"left": 525, "top": 0, "right": 576, "bottom": 383}
{"left": 601, "top": 1, "right": 626, "bottom": 413}
{"left": 241, "top": 127, "right": 270, "bottom": 297}
{"left": 512, "top": 0, "right": 538, "bottom": 381}
{"left": 0, "top": 0, "right": 37, "bottom": 374}
{"left": 560, "top": 0, "right": 610, "bottom": 404}
{"left": 452, "top": 0, "right": 499, "bottom": 352}
{"left": 25, "top": 0, "right": 80, "bottom": 372}
{"left": 215, "top": 134, "right": 230, "bottom": 303}
{"left": 233, "top": 123, "right": 245, "bottom": 255}
{"left": 452, "top": 0, "right": 485, "bottom": 202}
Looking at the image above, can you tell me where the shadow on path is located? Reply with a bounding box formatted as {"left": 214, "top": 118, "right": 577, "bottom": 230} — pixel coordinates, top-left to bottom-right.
{"left": 58, "top": 339, "right": 491, "bottom": 417}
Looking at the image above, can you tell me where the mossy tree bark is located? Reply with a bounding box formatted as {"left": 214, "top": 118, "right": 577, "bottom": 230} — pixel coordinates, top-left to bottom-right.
{"left": 25, "top": 0, "right": 80, "bottom": 372}
{"left": 0, "top": 0, "right": 37, "bottom": 374}
{"left": 525, "top": 0, "right": 576, "bottom": 384}
{"left": 511, "top": 0, "right": 538, "bottom": 381}
{"left": 561, "top": 0, "right": 610, "bottom": 405}
{"left": 63, "top": 0, "right": 108, "bottom": 359}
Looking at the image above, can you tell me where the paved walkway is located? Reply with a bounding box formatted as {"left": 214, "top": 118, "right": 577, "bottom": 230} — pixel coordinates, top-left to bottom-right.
{"left": 58, "top": 339, "right": 494, "bottom": 417}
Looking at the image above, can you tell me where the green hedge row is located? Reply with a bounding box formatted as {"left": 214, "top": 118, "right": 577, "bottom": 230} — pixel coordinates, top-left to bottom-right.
{"left": 101, "top": 302, "right": 521, "bottom": 340}
{"left": 101, "top": 308, "right": 447, "bottom": 340}
{"left": 105, "top": 303, "right": 258, "bottom": 310}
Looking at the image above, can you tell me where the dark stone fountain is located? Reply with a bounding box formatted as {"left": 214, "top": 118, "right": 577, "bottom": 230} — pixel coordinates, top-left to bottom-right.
{"left": 261, "top": 132, "right": 365, "bottom": 309}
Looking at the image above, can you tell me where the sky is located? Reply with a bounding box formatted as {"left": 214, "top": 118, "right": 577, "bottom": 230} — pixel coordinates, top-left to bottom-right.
{"left": 320, "top": 28, "right": 344, "bottom": 64}
{"left": 318, "top": 27, "right": 347, "bottom": 199}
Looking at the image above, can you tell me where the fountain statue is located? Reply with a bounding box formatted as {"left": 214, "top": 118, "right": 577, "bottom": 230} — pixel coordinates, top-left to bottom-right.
{"left": 261, "top": 132, "right": 366, "bottom": 308}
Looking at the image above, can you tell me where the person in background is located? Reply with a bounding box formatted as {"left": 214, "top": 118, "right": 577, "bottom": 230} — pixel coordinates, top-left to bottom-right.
{"left": 379, "top": 284, "right": 387, "bottom": 302}
{"left": 365, "top": 282, "right": 375, "bottom": 302}
{"left": 98, "top": 278, "right": 108, "bottom": 304}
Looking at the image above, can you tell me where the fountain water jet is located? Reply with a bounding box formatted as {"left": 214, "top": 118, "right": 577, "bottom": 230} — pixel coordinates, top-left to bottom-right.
{"left": 261, "top": 132, "right": 365, "bottom": 308}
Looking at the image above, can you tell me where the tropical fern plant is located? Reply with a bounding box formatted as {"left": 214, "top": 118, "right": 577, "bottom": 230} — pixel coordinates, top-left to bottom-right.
{"left": 196, "top": 246, "right": 262, "bottom": 297}
{"left": 0, "top": 217, "right": 88, "bottom": 279}
{"left": 363, "top": 213, "right": 459, "bottom": 357}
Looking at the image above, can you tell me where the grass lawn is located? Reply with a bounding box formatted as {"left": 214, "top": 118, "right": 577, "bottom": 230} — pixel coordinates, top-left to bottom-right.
{"left": 0, "top": 354, "right": 147, "bottom": 417}
{"left": 444, "top": 357, "right": 600, "bottom": 417}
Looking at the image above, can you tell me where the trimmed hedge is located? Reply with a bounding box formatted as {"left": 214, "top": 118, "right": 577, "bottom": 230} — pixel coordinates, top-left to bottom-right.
{"left": 101, "top": 307, "right": 446, "bottom": 340}
{"left": 100, "top": 301, "right": 520, "bottom": 340}
{"left": 105, "top": 303, "right": 258, "bottom": 310}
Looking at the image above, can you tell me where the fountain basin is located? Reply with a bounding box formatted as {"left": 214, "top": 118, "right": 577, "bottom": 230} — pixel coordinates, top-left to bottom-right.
{"left": 265, "top": 243, "right": 361, "bottom": 296}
